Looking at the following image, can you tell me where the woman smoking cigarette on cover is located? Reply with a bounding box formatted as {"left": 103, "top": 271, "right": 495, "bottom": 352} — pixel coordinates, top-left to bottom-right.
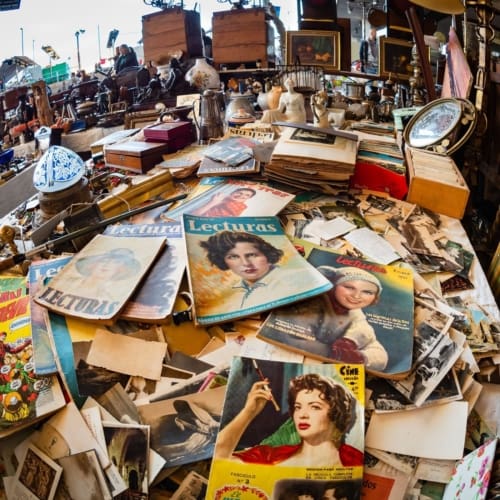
{"left": 214, "top": 372, "right": 363, "bottom": 467}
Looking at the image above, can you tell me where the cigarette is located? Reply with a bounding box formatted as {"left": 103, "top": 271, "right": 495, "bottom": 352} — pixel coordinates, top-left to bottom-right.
{"left": 252, "top": 359, "right": 280, "bottom": 412}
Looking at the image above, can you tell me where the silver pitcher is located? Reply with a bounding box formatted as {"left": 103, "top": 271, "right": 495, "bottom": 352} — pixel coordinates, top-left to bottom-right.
{"left": 193, "top": 89, "right": 225, "bottom": 144}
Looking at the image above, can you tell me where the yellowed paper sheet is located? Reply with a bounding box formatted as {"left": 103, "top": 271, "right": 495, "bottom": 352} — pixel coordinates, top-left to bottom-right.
{"left": 365, "top": 401, "right": 468, "bottom": 460}
{"left": 86, "top": 329, "right": 167, "bottom": 380}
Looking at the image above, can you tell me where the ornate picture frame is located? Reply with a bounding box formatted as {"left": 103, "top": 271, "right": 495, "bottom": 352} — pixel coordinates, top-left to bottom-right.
{"left": 379, "top": 36, "right": 415, "bottom": 80}
{"left": 286, "top": 30, "right": 341, "bottom": 71}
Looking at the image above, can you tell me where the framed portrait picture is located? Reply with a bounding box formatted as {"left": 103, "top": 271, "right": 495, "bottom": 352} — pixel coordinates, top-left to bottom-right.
{"left": 379, "top": 36, "right": 415, "bottom": 80}
{"left": 286, "top": 30, "right": 341, "bottom": 71}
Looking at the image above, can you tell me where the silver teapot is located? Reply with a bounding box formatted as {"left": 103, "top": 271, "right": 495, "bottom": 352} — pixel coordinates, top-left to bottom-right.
{"left": 193, "top": 89, "right": 225, "bottom": 144}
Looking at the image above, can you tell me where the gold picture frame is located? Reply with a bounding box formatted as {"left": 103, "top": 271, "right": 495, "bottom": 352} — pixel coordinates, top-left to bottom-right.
{"left": 379, "top": 36, "right": 415, "bottom": 80}
{"left": 286, "top": 30, "right": 341, "bottom": 71}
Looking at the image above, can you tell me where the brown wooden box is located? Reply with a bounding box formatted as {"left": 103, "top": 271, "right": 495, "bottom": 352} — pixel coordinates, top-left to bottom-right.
{"left": 212, "top": 8, "right": 275, "bottom": 69}
{"left": 105, "top": 141, "right": 170, "bottom": 174}
{"left": 405, "top": 147, "right": 470, "bottom": 219}
{"left": 142, "top": 8, "right": 203, "bottom": 66}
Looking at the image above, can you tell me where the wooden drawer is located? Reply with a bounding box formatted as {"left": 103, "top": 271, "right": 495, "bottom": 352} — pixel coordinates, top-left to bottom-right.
{"left": 105, "top": 141, "right": 169, "bottom": 174}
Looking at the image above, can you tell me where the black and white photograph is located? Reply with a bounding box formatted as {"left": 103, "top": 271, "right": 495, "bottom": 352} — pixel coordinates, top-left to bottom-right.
{"left": 389, "top": 329, "right": 466, "bottom": 407}
{"left": 56, "top": 450, "right": 112, "bottom": 500}
{"left": 137, "top": 386, "right": 226, "bottom": 467}
{"left": 412, "top": 298, "right": 454, "bottom": 366}
{"left": 103, "top": 423, "right": 150, "bottom": 499}
{"left": 171, "top": 470, "right": 208, "bottom": 500}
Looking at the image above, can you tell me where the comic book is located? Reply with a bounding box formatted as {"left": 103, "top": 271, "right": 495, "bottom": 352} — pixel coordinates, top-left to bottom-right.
{"left": 164, "top": 178, "right": 295, "bottom": 221}
{"left": 257, "top": 246, "right": 415, "bottom": 378}
{"left": 206, "top": 356, "right": 364, "bottom": 499}
{"left": 34, "top": 234, "right": 166, "bottom": 324}
{"left": 182, "top": 215, "right": 332, "bottom": 325}
{"left": 103, "top": 222, "right": 185, "bottom": 323}
{"left": 0, "top": 275, "right": 66, "bottom": 437}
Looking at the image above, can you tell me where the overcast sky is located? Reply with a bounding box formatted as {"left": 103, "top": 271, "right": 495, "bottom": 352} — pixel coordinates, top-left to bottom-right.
{"left": 0, "top": 0, "right": 297, "bottom": 73}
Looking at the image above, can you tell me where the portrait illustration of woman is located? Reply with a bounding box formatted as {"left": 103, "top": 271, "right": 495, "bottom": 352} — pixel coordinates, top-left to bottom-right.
{"left": 213, "top": 359, "right": 363, "bottom": 468}
{"left": 192, "top": 187, "right": 257, "bottom": 217}
{"left": 199, "top": 230, "right": 322, "bottom": 312}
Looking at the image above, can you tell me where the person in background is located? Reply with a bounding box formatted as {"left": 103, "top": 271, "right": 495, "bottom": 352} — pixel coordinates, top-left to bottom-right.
{"left": 114, "top": 44, "right": 139, "bottom": 74}
{"left": 359, "top": 27, "right": 378, "bottom": 74}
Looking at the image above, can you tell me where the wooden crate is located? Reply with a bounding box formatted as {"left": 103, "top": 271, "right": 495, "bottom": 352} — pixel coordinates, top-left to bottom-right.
{"left": 212, "top": 8, "right": 275, "bottom": 69}
{"left": 405, "top": 147, "right": 470, "bottom": 219}
{"left": 142, "top": 8, "right": 203, "bottom": 66}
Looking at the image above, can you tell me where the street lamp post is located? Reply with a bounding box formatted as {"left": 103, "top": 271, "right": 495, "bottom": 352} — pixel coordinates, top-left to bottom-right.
{"left": 20, "top": 27, "right": 24, "bottom": 56}
{"left": 75, "top": 29, "right": 85, "bottom": 71}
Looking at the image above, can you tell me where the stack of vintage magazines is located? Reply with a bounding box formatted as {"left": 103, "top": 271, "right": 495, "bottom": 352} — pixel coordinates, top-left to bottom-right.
{"left": 264, "top": 123, "right": 358, "bottom": 192}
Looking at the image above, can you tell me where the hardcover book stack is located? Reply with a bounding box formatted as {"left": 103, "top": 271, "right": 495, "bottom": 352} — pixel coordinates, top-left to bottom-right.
{"left": 264, "top": 123, "right": 358, "bottom": 192}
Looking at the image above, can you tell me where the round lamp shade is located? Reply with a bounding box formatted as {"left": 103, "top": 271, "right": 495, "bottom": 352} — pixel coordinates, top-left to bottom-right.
{"left": 33, "top": 145, "right": 86, "bottom": 193}
{"left": 410, "top": 0, "right": 465, "bottom": 14}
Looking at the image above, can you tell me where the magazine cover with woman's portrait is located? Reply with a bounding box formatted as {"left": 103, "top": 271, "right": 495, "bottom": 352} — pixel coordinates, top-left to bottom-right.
{"left": 257, "top": 244, "right": 415, "bottom": 379}
{"left": 206, "top": 356, "right": 364, "bottom": 500}
{"left": 182, "top": 215, "right": 332, "bottom": 325}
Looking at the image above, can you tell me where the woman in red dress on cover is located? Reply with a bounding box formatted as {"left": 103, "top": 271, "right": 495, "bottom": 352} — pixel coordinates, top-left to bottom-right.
{"left": 214, "top": 372, "right": 363, "bottom": 467}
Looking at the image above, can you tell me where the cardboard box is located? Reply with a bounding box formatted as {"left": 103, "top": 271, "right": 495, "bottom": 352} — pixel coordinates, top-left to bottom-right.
{"left": 105, "top": 141, "right": 170, "bottom": 174}
{"left": 405, "top": 147, "right": 470, "bottom": 219}
{"left": 143, "top": 121, "right": 195, "bottom": 151}
{"left": 212, "top": 8, "right": 275, "bottom": 69}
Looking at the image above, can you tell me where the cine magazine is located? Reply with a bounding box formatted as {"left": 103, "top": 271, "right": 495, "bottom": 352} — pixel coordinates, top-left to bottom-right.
{"left": 206, "top": 356, "right": 365, "bottom": 500}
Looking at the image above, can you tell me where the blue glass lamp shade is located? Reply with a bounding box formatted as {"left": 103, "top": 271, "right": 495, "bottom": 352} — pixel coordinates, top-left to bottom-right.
{"left": 33, "top": 145, "right": 86, "bottom": 193}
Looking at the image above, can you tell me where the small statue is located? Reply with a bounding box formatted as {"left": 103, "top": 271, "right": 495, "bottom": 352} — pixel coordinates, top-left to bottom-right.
{"left": 261, "top": 77, "right": 306, "bottom": 125}
{"left": 311, "top": 89, "right": 329, "bottom": 128}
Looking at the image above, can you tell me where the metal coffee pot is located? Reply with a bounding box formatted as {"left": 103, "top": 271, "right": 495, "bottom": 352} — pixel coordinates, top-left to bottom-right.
{"left": 193, "top": 89, "right": 225, "bottom": 144}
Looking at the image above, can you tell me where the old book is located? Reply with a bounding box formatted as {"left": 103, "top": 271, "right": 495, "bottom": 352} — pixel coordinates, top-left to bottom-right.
{"left": 27, "top": 256, "right": 72, "bottom": 375}
{"left": 103, "top": 222, "right": 186, "bottom": 323}
{"left": 0, "top": 275, "right": 66, "bottom": 438}
{"left": 257, "top": 247, "right": 415, "bottom": 378}
{"left": 206, "top": 356, "right": 364, "bottom": 499}
{"left": 197, "top": 155, "right": 261, "bottom": 177}
{"left": 34, "top": 234, "right": 166, "bottom": 324}
{"left": 266, "top": 124, "right": 358, "bottom": 183}
{"left": 182, "top": 214, "right": 332, "bottom": 325}
{"left": 165, "top": 177, "right": 294, "bottom": 221}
